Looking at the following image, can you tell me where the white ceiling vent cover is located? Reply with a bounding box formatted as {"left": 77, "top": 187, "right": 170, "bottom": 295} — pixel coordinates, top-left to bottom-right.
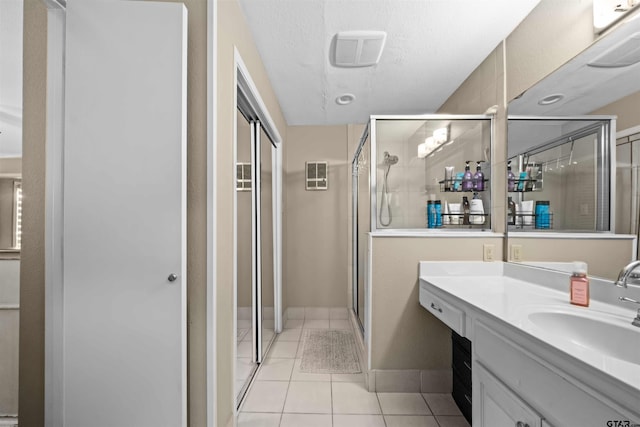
{"left": 334, "top": 31, "right": 387, "bottom": 68}
{"left": 588, "top": 32, "right": 640, "bottom": 68}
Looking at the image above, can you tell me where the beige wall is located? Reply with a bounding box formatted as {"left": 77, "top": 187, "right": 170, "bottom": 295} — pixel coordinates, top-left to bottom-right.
{"left": 20, "top": 1, "right": 210, "bottom": 426}
{"left": 438, "top": 43, "right": 508, "bottom": 235}
{"left": 593, "top": 90, "right": 640, "bottom": 132}
{"left": 0, "top": 158, "right": 22, "bottom": 174}
{"left": 284, "top": 125, "right": 349, "bottom": 308}
{"left": 367, "top": 43, "right": 509, "bottom": 373}
{"left": 20, "top": 1, "right": 47, "bottom": 424}
{"left": 370, "top": 236, "right": 504, "bottom": 370}
{"left": 507, "top": 237, "right": 635, "bottom": 280}
{"left": 216, "top": 0, "right": 287, "bottom": 425}
{"left": 505, "top": 0, "right": 595, "bottom": 102}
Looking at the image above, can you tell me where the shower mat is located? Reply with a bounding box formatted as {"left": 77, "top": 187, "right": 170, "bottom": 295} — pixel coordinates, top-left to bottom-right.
{"left": 300, "top": 329, "right": 361, "bottom": 374}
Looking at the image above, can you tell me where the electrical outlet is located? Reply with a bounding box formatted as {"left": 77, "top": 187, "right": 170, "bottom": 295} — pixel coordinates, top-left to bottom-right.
{"left": 483, "top": 244, "right": 495, "bottom": 262}
{"left": 511, "top": 244, "right": 522, "bottom": 262}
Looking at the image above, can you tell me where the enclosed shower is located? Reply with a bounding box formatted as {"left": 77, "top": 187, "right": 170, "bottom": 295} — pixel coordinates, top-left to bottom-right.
{"left": 379, "top": 151, "right": 399, "bottom": 226}
{"left": 351, "top": 115, "right": 493, "bottom": 333}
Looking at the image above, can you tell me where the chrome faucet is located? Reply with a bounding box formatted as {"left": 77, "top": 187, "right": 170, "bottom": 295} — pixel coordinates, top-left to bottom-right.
{"left": 614, "top": 260, "right": 640, "bottom": 288}
{"left": 619, "top": 294, "right": 640, "bottom": 328}
{"left": 619, "top": 300, "right": 640, "bottom": 327}
{"left": 616, "top": 261, "right": 640, "bottom": 327}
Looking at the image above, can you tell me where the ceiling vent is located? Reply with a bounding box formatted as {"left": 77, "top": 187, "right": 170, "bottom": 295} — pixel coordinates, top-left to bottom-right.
{"left": 333, "top": 31, "right": 386, "bottom": 68}
{"left": 588, "top": 32, "right": 640, "bottom": 68}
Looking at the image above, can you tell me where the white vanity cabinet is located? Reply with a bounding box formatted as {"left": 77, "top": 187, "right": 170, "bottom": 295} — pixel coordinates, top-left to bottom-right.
{"left": 419, "top": 275, "right": 640, "bottom": 427}
{"left": 475, "top": 362, "right": 543, "bottom": 427}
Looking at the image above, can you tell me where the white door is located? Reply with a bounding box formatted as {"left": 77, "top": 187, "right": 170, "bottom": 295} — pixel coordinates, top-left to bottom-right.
{"left": 63, "top": 1, "right": 187, "bottom": 426}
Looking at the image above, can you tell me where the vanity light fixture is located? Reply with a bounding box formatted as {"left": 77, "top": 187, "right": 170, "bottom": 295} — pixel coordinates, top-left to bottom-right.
{"left": 418, "top": 126, "right": 451, "bottom": 158}
{"left": 538, "top": 93, "right": 565, "bottom": 106}
{"left": 336, "top": 93, "right": 356, "bottom": 105}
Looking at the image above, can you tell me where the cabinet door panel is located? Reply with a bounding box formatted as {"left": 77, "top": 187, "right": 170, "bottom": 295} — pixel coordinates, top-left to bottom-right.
{"left": 476, "top": 363, "right": 541, "bottom": 427}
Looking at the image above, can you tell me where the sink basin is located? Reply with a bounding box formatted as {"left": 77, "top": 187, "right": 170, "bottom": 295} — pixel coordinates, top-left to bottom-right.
{"left": 527, "top": 311, "right": 640, "bottom": 365}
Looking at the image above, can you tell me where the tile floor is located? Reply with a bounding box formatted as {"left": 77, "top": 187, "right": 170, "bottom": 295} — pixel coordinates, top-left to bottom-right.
{"left": 238, "top": 309, "right": 470, "bottom": 427}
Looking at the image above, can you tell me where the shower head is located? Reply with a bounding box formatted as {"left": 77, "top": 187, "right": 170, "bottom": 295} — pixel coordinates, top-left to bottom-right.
{"left": 383, "top": 151, "right": 399, "bottom": 166}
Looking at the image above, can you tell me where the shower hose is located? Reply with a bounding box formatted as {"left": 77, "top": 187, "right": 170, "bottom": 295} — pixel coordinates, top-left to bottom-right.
{"left": 379, "top": 164, "right": 392, "bottom": 227}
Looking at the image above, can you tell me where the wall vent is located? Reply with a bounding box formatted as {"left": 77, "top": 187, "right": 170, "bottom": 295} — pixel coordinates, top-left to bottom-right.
{"left": 236, "top": 163, "right": 252, "bottom": 191}
{"left": 306, "top": 161, "right": 328, "bottom": 190}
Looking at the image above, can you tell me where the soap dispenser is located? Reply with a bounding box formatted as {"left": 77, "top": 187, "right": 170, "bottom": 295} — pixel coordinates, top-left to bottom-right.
{"left": 570, "top": 261, "right": 589, "bottom": 307}
{"left": 469, "top": 192, "right": 485, "bottom": 225}
{"left": 507, "top": 161, "right": 516, "bottom": 192}
{"left": 508, "top": 197, "right": 516, "bottom": 225}
{"left": 473, "top": 161, "right": 485, "bottom": 191}
{"left": 462, "top": 196, "right": 471, "bottom": 225}
{"left": 462, "top": 161, "right": 474, "bottom": 192}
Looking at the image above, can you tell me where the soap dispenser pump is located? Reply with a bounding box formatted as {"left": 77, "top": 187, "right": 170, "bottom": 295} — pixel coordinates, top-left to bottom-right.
{"left": 473, "top": 161, "right": 485, "bottom": 191}
{"left": 507, "top": 161, "right": 515, "bottom": 192}
{"left": 462, "top": 161, "right": 473, "bottom": 192}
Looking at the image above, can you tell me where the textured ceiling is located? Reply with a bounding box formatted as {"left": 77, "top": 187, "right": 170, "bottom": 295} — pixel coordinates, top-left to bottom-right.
{"left": 238, "top": 0, "right": 541, "bottom": 126}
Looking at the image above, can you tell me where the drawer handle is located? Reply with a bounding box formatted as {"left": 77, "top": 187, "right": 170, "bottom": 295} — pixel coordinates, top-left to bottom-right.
{"left": 430, "top": 302, "right": 443, "bottom": 313}
{"left": 463, "top": 361, "right": 471, "bottom": 371}
{"left": 464, "top": 394, "right": 471, "bottom": 404}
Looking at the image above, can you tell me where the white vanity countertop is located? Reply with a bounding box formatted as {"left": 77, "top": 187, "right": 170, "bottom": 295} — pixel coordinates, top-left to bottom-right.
{"left": 419, "top": 261, "right": 640, "bottom": 393}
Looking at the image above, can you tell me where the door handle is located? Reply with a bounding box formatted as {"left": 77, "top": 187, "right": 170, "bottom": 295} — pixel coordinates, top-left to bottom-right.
{"left": 168, "top": 273, "right": 178, "bottom": 282}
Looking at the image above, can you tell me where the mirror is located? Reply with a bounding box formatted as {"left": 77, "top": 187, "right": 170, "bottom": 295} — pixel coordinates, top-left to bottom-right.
{"left": 259, "top": 126, "right": 275, "bottom": 358}
{"left": 506, "top": 12, "right": 640, "bottom": 280}
{"left": 0, "top": 174, "right": 21, "bottom": 252}
{"left": 235, "top": 108, "right": 255, "bottom": 404}
{"left": 507, "top": 117, "right": 613, "bottom": 232}
{"left": 0, "top": 0, "right": 22, "bottom": 419}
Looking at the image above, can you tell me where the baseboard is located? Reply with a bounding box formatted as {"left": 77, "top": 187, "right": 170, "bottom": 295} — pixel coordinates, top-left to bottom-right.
{"left": 0, "top": 418, "right": 18, "bottom": 427}
{"left": 282, "top": 306, "right": 352, "bottom": 321}
{"left": 367, "top": 368, "right": 453, "bottom": 393}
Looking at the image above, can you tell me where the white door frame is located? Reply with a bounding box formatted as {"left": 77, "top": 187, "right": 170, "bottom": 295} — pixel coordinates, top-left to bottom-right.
{"left": 206, "top": 0, "right": 218, "bottom": 426}
{"left": 43, "top": 1, "right": 66, "bottom": 426}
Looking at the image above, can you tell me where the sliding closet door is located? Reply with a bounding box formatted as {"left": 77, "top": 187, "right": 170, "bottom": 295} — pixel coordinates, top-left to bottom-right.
{"left": 260, "top": 127, "right": 276, "bottom": 357}
{"left": 236, "top": 110, "right": 257, "bottom": 404}
{"left": 63, "top": 1, "right": 187, "bottom": 425}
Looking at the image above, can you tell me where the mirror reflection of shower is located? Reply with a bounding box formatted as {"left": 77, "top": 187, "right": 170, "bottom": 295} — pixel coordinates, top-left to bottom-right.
{"left": 380, "top": 151, "right": 399, "bottom": 226}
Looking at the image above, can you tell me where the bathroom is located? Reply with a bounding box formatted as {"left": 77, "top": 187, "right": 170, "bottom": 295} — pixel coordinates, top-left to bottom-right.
{"left": 5, "top": 0, "right": 640, "bottom": 427}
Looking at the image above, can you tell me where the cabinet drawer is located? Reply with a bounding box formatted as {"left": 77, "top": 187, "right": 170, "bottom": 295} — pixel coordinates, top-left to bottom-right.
{"left": 452, "top": 372, "right": 472, "bottom": 423}
{"left": 419, "top": 288, "right": 465, "bottom": 335}
{"left": 452, "top": 351, "right": 472, "bottom": 387}
{"left": 452, "top": 330, "right": 472, "bottom": 353}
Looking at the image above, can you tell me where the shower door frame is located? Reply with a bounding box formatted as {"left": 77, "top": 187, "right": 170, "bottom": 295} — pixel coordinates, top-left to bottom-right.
{"left": 351, "top": 114, "right": 495, "bottom": 337}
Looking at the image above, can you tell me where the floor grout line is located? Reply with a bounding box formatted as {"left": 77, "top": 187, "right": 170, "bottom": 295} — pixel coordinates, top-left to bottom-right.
{"left": 240, "top": 317, "right": 470, "bottom": 427}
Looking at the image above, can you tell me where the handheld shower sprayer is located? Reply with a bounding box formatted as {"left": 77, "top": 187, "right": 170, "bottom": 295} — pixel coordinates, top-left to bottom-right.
{"left": 383, "top": 151, "right": 399, "bottom": 166}
{"left": 380, "top": 151, "right": 399, "bottom": 226}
